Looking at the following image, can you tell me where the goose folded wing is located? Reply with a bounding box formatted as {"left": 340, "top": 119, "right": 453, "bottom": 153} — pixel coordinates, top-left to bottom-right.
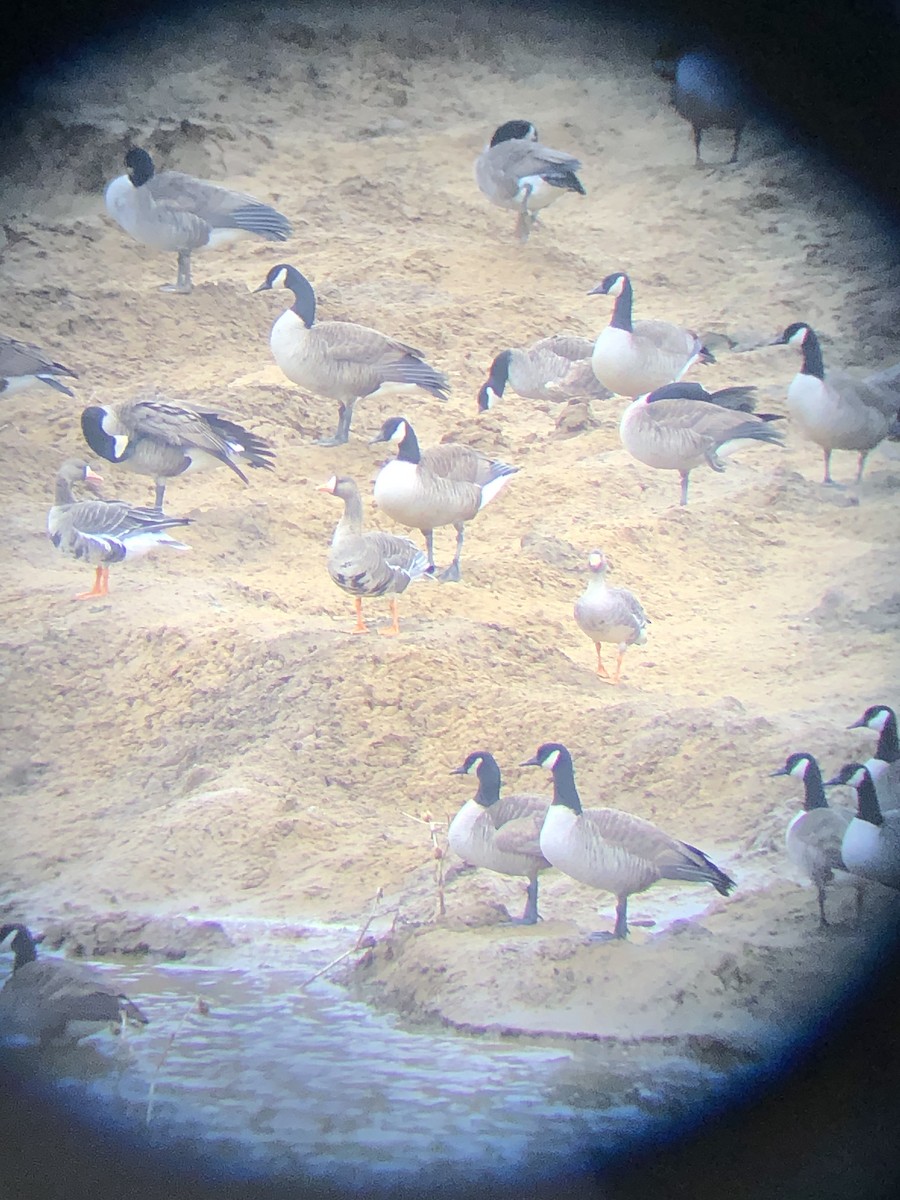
{"left": 492, "top": 812, "right": 547, "bottom": 859}
{"left": 421, "top": 444, "right": 499, "bottom": 487}
{"left": 315, "top": 324, "right": 425, "bottom": 365}
{"left": 67, "top": 498, "right": 181, "bottom": 540}
{"left": 1, "top": 337, "right": 75, "bottom": 377}
{"left": 533, "top": 335, "right": 596, "bottom": 362}
{"left": 127, "top": 399, "right": 239, "bottom": 458}
{"left": 634, "top": 319, "right": 699, "bottom": 357}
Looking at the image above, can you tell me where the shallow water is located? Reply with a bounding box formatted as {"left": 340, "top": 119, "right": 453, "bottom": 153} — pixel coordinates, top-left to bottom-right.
{"left": 2, "top": 928, "right": 763, "bottom": 1194}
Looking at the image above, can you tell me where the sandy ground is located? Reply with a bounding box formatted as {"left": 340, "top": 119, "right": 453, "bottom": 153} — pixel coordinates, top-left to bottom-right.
{"left": 2, "top": 4, "right": 900, "bottom": 1051}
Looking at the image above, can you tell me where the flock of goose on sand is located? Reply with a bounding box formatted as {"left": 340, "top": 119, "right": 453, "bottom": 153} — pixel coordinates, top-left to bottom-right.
{"left": 3, "top": 49, "right": 900, "bottom": 1045}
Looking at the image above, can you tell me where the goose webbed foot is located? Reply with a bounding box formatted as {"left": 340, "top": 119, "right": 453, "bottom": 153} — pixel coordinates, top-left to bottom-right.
{"left": 508, "top": 879, "right": 540, "bottom": 925}
{"left": 594, "top": 644, "right": 613, "bottom": 683}
{"left": 316, "top": 401, "right": 356, "bottom": 446}
{"left": 349, "top": 597, "right": 369, "bottom": 634}
{"left": 377, "top": 598, "right": 401, "bottom": 636}
{"left": 76, "top": 566, "right": 110, "bottom": 600}
{"left": 438, "top": 561, "right": 461, "bottom": 583}
{"left": 587, "top": 930, "right": 619, "bottom": 943}
{"left": 161, "top": 251, "right": 193, "bottom": 293}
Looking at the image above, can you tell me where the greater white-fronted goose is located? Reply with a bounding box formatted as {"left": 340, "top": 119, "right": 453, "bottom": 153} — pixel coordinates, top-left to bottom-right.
{"left": 81, "top": 393, "right": 275, "bottom": 510}
{"left": 772, "top": 323, "right": 900, "bottom": 484}
{"left": 48, "top": 459, "right": 191, "bottom": 599}
{"left": 474, "top": 120, "right": 585, "bottom": 242}
{"left": 477, "top": 335, "right": 612, "bottom": 410}
{"left": 0, "top": 334, "right": 78, "bottom": 398}
{"left": 825, "top": 763, "right": 900, "bottom": 890}
{"left": 318, "top": 473, "right": 431, "bottom": 636}
{"left": 105, "top": 147, "right": 292, "bottom": 293}
{"left": 0, "top": 923, "right": 148, "bottom": 1045}
{"left": 520, "top": 742, "right": 735, "bottom": 939}
{"left": 670, "top": 50, "right": 748, "bottom": 165}
{"left": 370, "top": 416, "right": 518, "bottom": 582}
{"left": 619, "top": 381, "right": 783, "bottom": 505}
{"left": 848, "top": 705, "right": 900, "bottom": 812}
{"left": 449, "top": 750, "right": 550, "bottom": 924}
{"left": 589, "top": 272, "right": 714, "bottom": 397}
{"left": 255, "top": 264, "right": 450, "bottom": 446}
{"left": 573, "top": 550, "right": 649, "bottom": 684}
{"left": 770, "top": 752, "right": 858, "bottom": 927}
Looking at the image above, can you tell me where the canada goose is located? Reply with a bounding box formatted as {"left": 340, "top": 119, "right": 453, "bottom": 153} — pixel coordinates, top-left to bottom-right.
{"left": 105, "top": 147, "right": 291, "bottom": 293}
{"left": 573, "top": 550, "right": 649, "bottom": 684}
{"left": 589, "top": 272, "right": 715, "bottom": 397}
{"left": 1, "top": 334, "right": 77, "bottom": 398}
{"left": 255, "top": 264, "right": 450, "bottom": 445}
{"left": 81, "top": 393, "right": 275, "bottom": 510}
{"left": 770, "top": 752, "right": 858, "bottom": 927}
{"left": 370, "top": 416, "right": 518, "bottom": 582}
{"left": 0, "top": 923, "right": 148, "bottom": 1045}
{"left": 825, "top": 764, "right": 900, "bottom": 890}
{"left": 620, "top": 381, "right": 784, "bottom": 505}
{"left": 520, "top": 743, "right": 735, "bottom": 939}
{"left": 49, "top": 459, "right": 191, "bottom": 598}
{"left": 449, "top": 751, "right": 550, "bottom": 924}
{"left": 477, "top": 336, "right": 612, "bottom": 410}
{"left": 474, "top": 120, "right": 586, "bottom": 242}
{"left": 848, "top": 705, "right": 900, "bottom": 812}
{"left": 772, "top": 323, "right": 900, "bottom": 484}
{"left": 670, "top": 50, "right": 748, "bottom": 165}
{"left": 318, "top": 474, "right": 431, "bottom": 635}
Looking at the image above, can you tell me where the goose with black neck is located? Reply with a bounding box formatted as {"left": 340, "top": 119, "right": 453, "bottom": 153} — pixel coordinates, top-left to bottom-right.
{"left": 825, "top": 763, "right": 900, "bottom": 890}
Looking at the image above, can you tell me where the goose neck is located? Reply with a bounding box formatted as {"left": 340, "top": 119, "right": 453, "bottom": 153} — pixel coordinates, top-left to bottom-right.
{"left": 396, "top": 425, "right": 422, "bottom": 464}
{"left": 801, "top": 758, "right": 828, "bottom": 811}
{"left": 875, "top": 711, "right": 899, "bottom": 763}
{"left": 551, "top": 755, "right": 583, "bottom": 814}
{"left": 798, "top": 329, "right": 825, "bottom": 380}
{"left": 55, "top": 474, "right": 77, "bottom": 505}
{"left": 609, "top": 278, "right": 634, "bottom": 332}
{"left": 488, "top": 351, "right": 512, "bottom": 395}
{"left": 3, "top": 925, "right": 38, "bottom": 970}
{"left": 475, "top": 760, "right": 502, "bottom": 807}
{"left": 335, "top": 488, "right": 365, "bottom": 540}
{"left": 287, "top": 275, "right": 316, "bottom": 328}
{"left": 856, "top": 772, "right": 883, "bottom": 826}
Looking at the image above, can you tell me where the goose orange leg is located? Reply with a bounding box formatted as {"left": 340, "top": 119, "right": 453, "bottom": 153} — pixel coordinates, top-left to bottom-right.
{"left": 76, "top": 565, "right": 109, "bottom": 600}
{"left": 350, "top": 596, "right": 369, "bottom": 635}
{"left": 378, "top": 597, "right": 401, "bottom": 637}
{"left": 594, "top": 643, "right": 613, "bottom": 683}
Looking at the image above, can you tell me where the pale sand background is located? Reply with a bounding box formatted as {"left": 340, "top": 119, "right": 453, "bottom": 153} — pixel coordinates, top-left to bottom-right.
{"left": 1, "top": 3, "right": 899, "bottom": 1047}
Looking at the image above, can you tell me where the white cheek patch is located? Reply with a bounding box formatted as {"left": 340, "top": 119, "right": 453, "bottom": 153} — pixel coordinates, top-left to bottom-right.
{"left": 788, "top": 326, "right": 808, "bottom": 346}
{"left": 588, "top": 552, "right": 604, "bottom": 570}
{"left": 273, "top": 268, "right": 289, "bottom": 288}
{"left": 0, "top": 929, "right": 16, "bottom": 951}
{"left": 484, "top": 387, "right": 497, "bottom": 409}
{"left": 466, "top": 758, "right": 482, "bottom": 775}
{"left": 868, "top": 709, "right": 891, "bottom": 732}
{"left": 789, "top": 758, "right": 809, "bottom": 778}
{"left": 609, "top": 275, "right": 626, "bottom": 297}
{"left": 112, "top": 434, "right": 129, "bottom": 459}
{"left": 542, "top": 749, "right": 561, "bottom": 770}
{"left": 389, "top": 422, "right": 407, "bottom": 443}
{"left": 849, "top": 768, "right": 867, "bottom": 788}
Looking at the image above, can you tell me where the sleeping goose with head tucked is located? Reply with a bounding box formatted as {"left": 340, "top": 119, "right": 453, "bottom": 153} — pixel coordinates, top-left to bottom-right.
{"left": 477, "top": 335, "right": 612, "bottom": 410}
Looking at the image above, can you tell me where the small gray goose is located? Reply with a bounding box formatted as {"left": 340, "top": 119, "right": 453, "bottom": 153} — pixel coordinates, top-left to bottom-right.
{"left": 449, "top": 751, "right": 550, "bottom": 924}
{"left": 589, "top": 272, "right": 715, "bottom": 397}
{"left": 474, "top": 120, "right": 586, "bottom": 242}
{"left": 848, "top": 705, "right": 900, "bottom": 812}
{"left": 772, "top": 323, "right": 900, "bottom": 484}
{"left": 1, "top": 334, "right": 77, "bottom": 398}
{"left": 477, "top": 336, "right": 612, "bottom": 410}
{"left": 255, "top": 264, "right": 450, "bottom": 446}
{"left": 49, "top": 459, "right": 191, "bottom": 599}
{"left": 825, "top": 764, "right": 900, "bottom": 890}
{"left": 573, "top": 550, "right": 649, "bottom": 684}
{"left": 521, "top": 743, "right": 735, "bottom": 939}
{"left": 318, "top": 474, "right": 431, "bottom": 636}
{"left": 669, "top": 50, "right": 748, "bottom": 166}
{"left": 105, "top": 147, "right": 292, "bottom": 293}
{"left": 81, "top": 393, "right": 275, "bottom": 510}
{"left": 370, "top": 416, "right": 518, "bottom": 582}
{"left": 771, "top": 752, "right": 858, "bottom": 927}
{"left": 619, "top": 381, "right": 783, "bottom": 505}
{"left": 0, "top": 923, "right": 148, "bottom": 1046}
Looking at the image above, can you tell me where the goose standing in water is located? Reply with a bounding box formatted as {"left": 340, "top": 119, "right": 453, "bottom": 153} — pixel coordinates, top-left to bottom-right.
{"left": 48, "top": 459, "right": 191, "bottom": 599}
{"left": 318, "top": 474, "right": 431, "bottom": 635}
{"left": 825, "top": 764, "right": 900, "bottom": 891}
{"left": 620, "top": 381, "right": 783, "bottom": 504}
{"left": 573, "top": 550, "right": 649, "bottom": 684}
{"left": 449, "top": 751, "right": 550, "bottom": 924}
{"left": 474, "top": 120, "right": 585, "bottom": 242}
{"left": 255, "top": 264, "right": 450, "bottom": 445}
{"left": 770, "top": 752, "right": 859, "bottom": 927}
{"left": 771, "top": 323, "right": 900, "bottom": 484}
{"left": 589, "top": 272, "right": 715, "bottom": 397}
{"left": 81, "top": 393, "right": 275, "bottom": 510}
{"left": 521, "top": 743, "right": 735, "bottom": 939}
{"left": 848, "top": 705, "right": 900, "bottom": 812}
{"left": 370, "top": 416, "right": 518, "bottom": 581}
{"left": 477, "top": 336, "right": 612, "bottom": 410}
{"left": 0, "top": 923, "right": 148, "bottom": 1045}
{"left": 1, "top": 334, "right": 78, "bottom": 398}
{"left": 105, "top": 147, "right": 291, "bottom": 293}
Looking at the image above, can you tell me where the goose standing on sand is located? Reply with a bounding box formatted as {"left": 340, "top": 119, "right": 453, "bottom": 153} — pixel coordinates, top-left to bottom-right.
{"left": 848, "top": 705, "right": 900, "bottom": 812}
{"left": 521, "top": 743, "right": 735, "bottom": 939}
{"left": 370, "top": 416, "right": 518, "bottom": 582}
{"left": 474, "top": 120, "right": 586, "bottom": 243}
{"left": 81, "top": 393, "right": 275, "bottom": 510}
{"left": 48, "top": 459, "right": 191, "bottom": 599}
{"left": 477, "top": 336, "right": 612, "bottom": 410}
{"left": 1, "top": 334, "right": 78, "bottom": 398}
{"left": 669, "top": 50, "right": 748, "bottom": 165}
{"left": 770, "top": 752, "right": 859, "bottom": 927}
{"left": 318, "top": 474, "right": 431, "bottom": 636}
{"left": 449, "top": 751, "right": 550, "bottom": 924}
{"left": 105, "top": 147, "right": 292, "bottom": 293}
{"left": 772, "top": 323, "right": 900, "bottom": 484}
{"left": 574, "top": 550, "right": 649, "bottom": 684}
{"left": 589, "top": 272, "right": 715, "bottom": 397}
{"left": 825, "top": 763, "right": 900, "bottom": 890}
{"left": 0, "top": 923, "right": 148, "bottom": 1045}
{"left": 255, "top": 264, "right": 450, "bottom": 446}
{"left": 619, "top": 381, "right": 783, "bottom": 505}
